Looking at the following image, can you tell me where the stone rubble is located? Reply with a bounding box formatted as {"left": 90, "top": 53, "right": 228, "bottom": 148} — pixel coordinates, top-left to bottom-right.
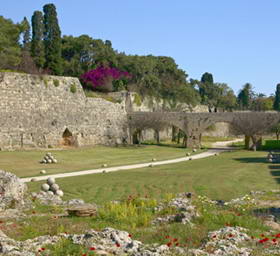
{"left": 189, "top": 226, "right": 252, "bottom": 256}
{"left": 0, "top": 170, "right": 27, "bottom": 211}
{"left": 153, "top": 193, "right": 198, "bottom": 225}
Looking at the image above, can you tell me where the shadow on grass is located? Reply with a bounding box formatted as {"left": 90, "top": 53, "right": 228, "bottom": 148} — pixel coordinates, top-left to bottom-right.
{"left": 141, "top": 142, "right": 185, "bottom": 149}
{"left": 233, "top": 157, "right": 267, "bottom": 163}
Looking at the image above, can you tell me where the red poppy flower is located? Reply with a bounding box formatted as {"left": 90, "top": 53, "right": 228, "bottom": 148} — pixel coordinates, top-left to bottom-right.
{"left": 116, "top": 243, "right": 120, "bottom": 247}
{"left": 175, "top": 243, "right": 179, "bottom": 246}
{"left": 272, "top": 239, "right": 277, "bottom": 243}
{"left": 166, "top": 242, "right": 172, "bottom": 247}
{"left": 41, "top": 248, "right": 45, "bottom": 251}
{"left": 228, "top": 234, "right": 234, "bottom": 238}
{"left": 165, "top": 235, "right": 170, "bottom": 239}
{"left": 128, "top": 234, "right": 132, "bottom": 238}
{"left": 275, "top": 233, "right": 280, "bottom": 238}
{"left": 212, "top": 235, "right": 217, "bottom": 238}
{"left": 90, "top": 247, "right": 95, "bottom": 251}
{"left": 173, "top": 238, "right": 178, "bottom": 242}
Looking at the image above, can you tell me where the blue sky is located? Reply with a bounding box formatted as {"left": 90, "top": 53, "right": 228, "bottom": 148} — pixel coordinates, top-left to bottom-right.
{"left": 2, "top": 0, "right": 280, "bottom": 96}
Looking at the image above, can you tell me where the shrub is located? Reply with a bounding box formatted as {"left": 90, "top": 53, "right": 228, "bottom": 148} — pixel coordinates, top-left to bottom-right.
{"left": 70, "top": 83, "right": 77, "bottom": 93}
{"left": 53, "top": 79, "right": 60, "bottom": 87}
{"left": 264, "top": 140, "right": 280, "bottom": 149}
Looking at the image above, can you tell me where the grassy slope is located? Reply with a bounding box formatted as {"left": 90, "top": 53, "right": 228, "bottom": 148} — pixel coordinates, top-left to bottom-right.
{"left": 0, "top": 145, "right": 200, "bottom": 178}
{"left": 28, "top": 150, "right": 278, "bottom": 204}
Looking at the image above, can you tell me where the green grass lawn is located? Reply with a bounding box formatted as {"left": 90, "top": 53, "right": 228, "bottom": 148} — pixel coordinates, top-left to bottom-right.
{"left": 0, "top": 145, "right": 202, "bottom": 178}
{"left": 28, "top": 150, "right": 279, "bottom": 204}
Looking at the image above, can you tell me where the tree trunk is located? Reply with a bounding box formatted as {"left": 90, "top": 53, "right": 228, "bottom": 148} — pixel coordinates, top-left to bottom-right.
{"left": 183, "top": 134, "right": 187, "bottom": 148}
{"left": 177, "top": 130, "right": 181, "bottom": 144}
{"left": 155, "top": 130, "right": 160, "bottom": 144}
{"left": 245, "top": 135, "right": 251, "bottom": 150}
{"left": 250, "top": 135, "right": 262, "bottom": 151}
{"left": 171, "top": 126, "right": 178, "bottom": 142}
{"left": 277, "top": 132, "right": 279, "bottom": 141}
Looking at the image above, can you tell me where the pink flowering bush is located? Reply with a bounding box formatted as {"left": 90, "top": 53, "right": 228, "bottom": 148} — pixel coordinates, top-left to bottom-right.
{"left": 81, "top": 66, "right": 131, "bottom": 92}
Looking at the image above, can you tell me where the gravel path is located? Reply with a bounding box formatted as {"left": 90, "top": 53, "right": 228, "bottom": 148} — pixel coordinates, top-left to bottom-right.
{"left": 21, "top": 139, "right": 243, "bottom": 183}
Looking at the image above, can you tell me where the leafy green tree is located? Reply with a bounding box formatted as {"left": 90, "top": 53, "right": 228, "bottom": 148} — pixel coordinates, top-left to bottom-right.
{"left": 31, "top": 11, "right": 45, "bottom": 69}
{"left": 273, "top": 84, "right": 280, "bottom": 111}
{"left": 199, "top": 72, "right": 214, "bottom": 105}
{"left": 0, "top": 16, "right": 22, "bottom": 69}
{"left": 43, "top": 4, "right": 62, "bottom": 74}
{"left": 237, "top": 83, "right": 253, "bottom": 110}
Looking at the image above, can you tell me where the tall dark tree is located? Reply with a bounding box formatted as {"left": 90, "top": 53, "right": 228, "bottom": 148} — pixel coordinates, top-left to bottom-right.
{"left": 237, "top": 83, "right": 253, "bottom": 110}
{"left": 21, "top": 17, "right": 31, "bottom": 50}
{"left": 273, "top": 84, "right": 280, "bottom": 111}
{"left": 31, "top": 11, "right": 45, "bottom": 69}
{"left": 43, "top": 4, "right": 62, "bottom": 75}
{"left": 199, "top": 72, "right": 214, "bottom": 105}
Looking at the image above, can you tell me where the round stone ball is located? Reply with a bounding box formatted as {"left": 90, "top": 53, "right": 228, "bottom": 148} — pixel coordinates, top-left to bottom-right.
{"left": 102, "top": 164, "right": 108, "bottom": 168}
{"left": 102, "top": 170, "right": 107, "bottom": 173}
{"left": 47, "top": 191, "right": 54, "bottom": 196}
{"left": 47, "top": 159, "right": 52, "bottom": 164}
{"left": 193, "top": 149, "right": 197, "bottom": 153}
{"left": 186, "top": 153, "right": 191, "bottom": 156}
{"left": 53, "top": 159, "right": 57, "bottom": 164}
{"left": 149, "top": 164, "right": 153, "bottom": 167}
{"left": 50, "top": 183, "right": 59, "bottom": 192}
{"left": 40, "top": 170, "right": 46, "bottom": 174}
{"left": 47, "top": 177, "right": 55, "bottom": 186}
{"left": 55, "top": 190, "right": 64, "bottom": 197}
{"left": 42, "top": 159, "right": 47, "bottom": 164}
{"left": 152, "top": 158, "right": 156, "bottom": 162}
{"left": 46, "top": 152, "right": 52, "bottom": 157}
{"left": 269, "top": 158, "right": 273, "bottom": 163}
{"left": 31, "top": 192, "right": 37, "bottom": 197}
{"left": 189, "top": 157, "right": 192, "bottom": 160}
{"left": 31, "top": 178, "right": 37, "bottom": 182}
{"left": 41, "top": 183, "right": 50, "bottom": 192}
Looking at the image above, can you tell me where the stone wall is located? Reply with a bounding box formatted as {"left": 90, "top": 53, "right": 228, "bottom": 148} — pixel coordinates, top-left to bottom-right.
{"left": 0, "top": 72, "right": 128, "bottom": 150}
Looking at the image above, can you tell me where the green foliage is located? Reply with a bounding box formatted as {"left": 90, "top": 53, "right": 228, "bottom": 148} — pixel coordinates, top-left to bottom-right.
{"left": 264, "top": 140, "right": 280, "bottom": 149}
{"left": 133, "top": 93, "right": 142, "bottom": 106}
{"left": 0, "top": 16, "right": 22, "bottom": 69}
{"left": 70, "top": 83, "right": 77, "bottom": 93}
{"left": 97, "top": 197, "right": 157, "bottom": 228}
{"left": 31, "top": 11, "right": 45, "bottom": 69}
{"left": 43, "top": 4, "right": 62, "bottom": 75}
{"left": 273, "top": 83, "right": 280, "bottom": 111}
{"left": 45, "top": 239, "right": 95, "bottom": 256}
{"left": 53, "top": 79, "right": 60, "bottom": 87}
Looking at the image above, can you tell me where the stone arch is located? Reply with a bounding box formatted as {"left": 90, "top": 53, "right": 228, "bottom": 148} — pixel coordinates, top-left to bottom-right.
{"left": 62, "top": 128, "right": 74, "bottom": 146}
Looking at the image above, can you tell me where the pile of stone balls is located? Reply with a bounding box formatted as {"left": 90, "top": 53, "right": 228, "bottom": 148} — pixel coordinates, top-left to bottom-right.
{"left": 41, "top": 177, "right": 64, "bottom": 197}
{"left": 267, "top": 152, "right": 280, "bottom": 163}
{"left": 40, "top": 152, "right": 58, "bottom": 164}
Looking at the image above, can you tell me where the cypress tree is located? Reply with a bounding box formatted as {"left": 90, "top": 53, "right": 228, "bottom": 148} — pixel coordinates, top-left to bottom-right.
{"left": 31, "top": 11, "right": 45, "bottom": 69}
{"left": 21, "top": 17, "right": 31, "bottom": 50}
{"left": 273, "top": 84, "right": 280, "bottom": 111}
{"left": 43, "top": 3, "right": 62, "bottom": 75}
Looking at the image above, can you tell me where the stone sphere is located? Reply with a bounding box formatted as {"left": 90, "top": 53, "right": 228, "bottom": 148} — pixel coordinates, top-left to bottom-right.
{"left": 269, "top": 158, "right": 273, "bottom": 163}
{"left": 152, "top": 158, "right": 156, "bottom": 162}
{"left": 189, "top": 158, "right": 192, "bottom": 160}
{"left": 102, "top": 164, "right": 108, "bottom": 168}
{"left": 47, "top": 177, "right": 55, "bottom": 186}
{"left": 41, "top": 183, "right": 50, "bottom": 192}
{"left": 47, "top": 191, "right": 54, "bottom": 196}
{"left": 42, "top": 159, "right": 47, "bottom": 164}
{"left": 40, "top": 170, "right": 46, "bottom": 174}
{"left": 186, "top": 153, "right": 191, "bottom": 156}
{"left": 31, "top": 192, "right": 37, "bottom": 197}
{"left": 149, "top": 164, "right": 153, "bottom": 167}
{"left": 53, "top": 159, "right": 57, "bottom": 164}
{"left": 193, "top": 149, "right": 197, "bottom": 153}
{"left": 55, "top": 190, "right": 64, "bottom": 197}
{"left": 102, "top": 170, "right": 107, "bottom": 173}
{"left": 47, "top": 159, "right": 52, "bottom": 164}
{"left": 50, "top": 183, "right": 59, "bottom": 192}
{"left": 46, "top": 152, "right": 52, "bottom": 157}
{"left": 31, "top": 178, "right": 37, "bottom": 182}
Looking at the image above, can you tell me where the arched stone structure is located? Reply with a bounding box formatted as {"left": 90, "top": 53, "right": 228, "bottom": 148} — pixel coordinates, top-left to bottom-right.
{"left": 128, "top": 111, "right": 280, "bottom": 148}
